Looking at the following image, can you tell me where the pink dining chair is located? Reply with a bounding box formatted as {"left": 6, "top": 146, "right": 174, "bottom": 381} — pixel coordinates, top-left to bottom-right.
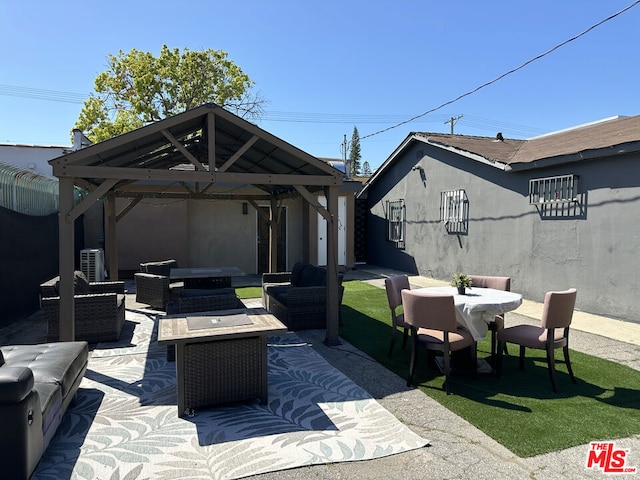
{"left": 468, "top": 275, "right": 511, "bottom": 363}
{"left": 496, "top": 288, "right": 577, "bottom": 392}
{"left": 384, "top": 275, "right": 411, "bottom": 357}
{"left": 402, "top": 289, "right": 476, "bottom": 395}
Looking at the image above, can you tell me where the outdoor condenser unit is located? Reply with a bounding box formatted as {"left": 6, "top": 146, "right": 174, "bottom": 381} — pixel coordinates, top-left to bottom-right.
{"left": 80, "top": 248, "right": 105, "bottom": 282}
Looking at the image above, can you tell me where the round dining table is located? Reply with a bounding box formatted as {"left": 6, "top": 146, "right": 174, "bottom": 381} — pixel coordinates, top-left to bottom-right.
{"left": 414, "top": 286, "right": 523, "bottom": 341}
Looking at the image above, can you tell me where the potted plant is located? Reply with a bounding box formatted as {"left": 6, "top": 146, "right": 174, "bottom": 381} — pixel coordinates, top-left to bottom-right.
{"left": 450, "top": 273, "right": 472, "bottom": 295}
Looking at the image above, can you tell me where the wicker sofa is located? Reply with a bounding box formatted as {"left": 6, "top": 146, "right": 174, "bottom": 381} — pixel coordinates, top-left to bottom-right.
{"left": 262, "top": 262, "right": 344, "bottom": 330}
{"left": 40, "top": 271, "right": 126, "bottom": 343}
{"left": 0, "top": 341, "right": 88, "bottom": 479}
{"left": 134, "top": 259, "right": 183, "bottom": 310}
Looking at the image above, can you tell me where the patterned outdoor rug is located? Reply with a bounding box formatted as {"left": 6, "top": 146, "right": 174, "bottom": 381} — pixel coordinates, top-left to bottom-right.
{"left": 33, "top": 310, "right": 428, "bottom": 480}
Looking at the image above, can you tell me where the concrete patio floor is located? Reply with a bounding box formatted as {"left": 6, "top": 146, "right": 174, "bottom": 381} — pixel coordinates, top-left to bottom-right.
{"left": 2, "top": 264, "right": 639, "bottom": 479}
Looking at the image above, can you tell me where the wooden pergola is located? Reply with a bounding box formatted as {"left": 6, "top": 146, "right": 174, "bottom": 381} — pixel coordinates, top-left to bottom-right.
{"left": 50, "top": 103, "right": 344, "bottom": 345}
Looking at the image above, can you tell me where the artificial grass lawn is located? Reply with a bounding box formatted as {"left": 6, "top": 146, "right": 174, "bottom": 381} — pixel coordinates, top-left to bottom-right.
{"left": 339, "top": 280, "right": 640, "bottom": 458}
{"left": 235, "top": 286, "right": 263, "bottom": 300}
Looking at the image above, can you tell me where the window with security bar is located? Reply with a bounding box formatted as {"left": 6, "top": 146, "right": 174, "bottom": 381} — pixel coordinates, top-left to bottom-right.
{"left": 386, "top": 199, "right": 405, "bottom": 248}
{"left": 529, "top": 174, "right": 579, "bottom": 204}
{"left": 440, "top": 189, "right": 468, "bottom": 234}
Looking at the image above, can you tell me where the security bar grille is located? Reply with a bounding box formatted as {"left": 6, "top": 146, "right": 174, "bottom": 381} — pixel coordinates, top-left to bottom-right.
{"left": 387, "top": 199, "right": 405, "bottom": 249}
{"left": 529, "top": 174, "right": 579, "bottom": 204}
{"left": 440, "top": 189, "right": 468, "bottom": 234}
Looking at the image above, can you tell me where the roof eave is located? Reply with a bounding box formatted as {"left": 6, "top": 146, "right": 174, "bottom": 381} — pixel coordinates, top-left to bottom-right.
{"left": 357, "top": 133, "right": 420, "bottom": 198}
{"left": 507, "top": 141, "right": 640, "bottom": 172}
{"left": 423, "top": 139, "right": 510, "bottom": 171}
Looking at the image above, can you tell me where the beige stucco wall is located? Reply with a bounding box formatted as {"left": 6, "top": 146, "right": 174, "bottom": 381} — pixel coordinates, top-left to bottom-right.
{"left": 116, "top": 199, "right": 189, "bottom": 271}
{"left": 100, "top": 191, "right": 355, "bottom": 275}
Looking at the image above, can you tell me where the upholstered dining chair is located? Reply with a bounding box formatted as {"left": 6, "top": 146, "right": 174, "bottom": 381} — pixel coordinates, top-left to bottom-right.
{"left": 384, "top": 275, "right": 411, "bottom": 357}
{"left": 402, "top": 290, "right": 476, "bottom": 395}
{"left": 496, "top": 288, "right": 577, "bottom": 392}
{"left": 468, "top": 275, "right": 511, "bottom": 363}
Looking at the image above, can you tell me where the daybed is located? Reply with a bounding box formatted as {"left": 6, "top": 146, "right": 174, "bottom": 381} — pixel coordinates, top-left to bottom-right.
{"left": 262, "top": 262, "right": 344, "bottom": 330}
{"left": 0, "top": 341, "right": 88, "bottom": 479}
{"left": 40, "top": 271, "right": 126, "bottom": 343}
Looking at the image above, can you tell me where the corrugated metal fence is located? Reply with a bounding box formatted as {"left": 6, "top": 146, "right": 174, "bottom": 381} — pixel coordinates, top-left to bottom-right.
{"left": 0, "top": 161, "right": 59, "bottom": 215}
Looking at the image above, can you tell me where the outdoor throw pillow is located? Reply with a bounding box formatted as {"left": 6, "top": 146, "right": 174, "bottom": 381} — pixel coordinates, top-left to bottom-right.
{"left": 74, "top": 270, "right": 91, "bottom": 294}
{"left": 53, "top": 271, "right": 91, "bottom": 295}
{"left": 290, "top": 262, "right": 305, "bottom": 287}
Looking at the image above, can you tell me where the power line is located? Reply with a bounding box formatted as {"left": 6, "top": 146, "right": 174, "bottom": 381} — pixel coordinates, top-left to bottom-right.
{"left": 0, "top": 84, "right": 88, "bottom": 104}
{"left": 361, "top": 0, "right": 640, "bottom": 140}
{"left": 5, "top": 0, "right": 637, "bottom": 140}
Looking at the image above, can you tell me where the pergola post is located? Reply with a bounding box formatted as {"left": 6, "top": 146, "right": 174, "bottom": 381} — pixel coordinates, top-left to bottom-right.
{"left": 269, "top": 197, "right": 278, "bottom": 272}
{"left": 104, "top": 192, "right": 118, "bottom": 280}
{"left": 324, "top": 185, "right": 341, "bottom": 346}
{"left": 58, "top": 177, "right": 76, "bottom": 341}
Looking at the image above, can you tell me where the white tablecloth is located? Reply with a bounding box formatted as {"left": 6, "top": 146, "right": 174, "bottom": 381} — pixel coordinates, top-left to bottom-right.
{"left": 414, "top": 286, "right": 523, "bottom": 340}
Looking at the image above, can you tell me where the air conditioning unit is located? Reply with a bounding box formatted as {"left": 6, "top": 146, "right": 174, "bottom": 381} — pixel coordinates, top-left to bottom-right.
{"left": 81, "top": 248, "right": 105, "bottom": 282}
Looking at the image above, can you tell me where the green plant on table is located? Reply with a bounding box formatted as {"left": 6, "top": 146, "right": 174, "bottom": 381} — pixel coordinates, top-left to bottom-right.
{"left": 450, "top": 273, "right": 472, "bottom": 288}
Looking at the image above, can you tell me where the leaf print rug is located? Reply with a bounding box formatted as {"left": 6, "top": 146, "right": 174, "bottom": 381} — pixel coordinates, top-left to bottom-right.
{"left": 33, "top": 310, "right": 428, "bottom": 480}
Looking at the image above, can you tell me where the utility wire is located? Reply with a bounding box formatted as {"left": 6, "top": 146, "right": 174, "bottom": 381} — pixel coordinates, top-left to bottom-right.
{"left": 361, "top": 0, "right": 640, "bottom": 140}
{"left": 2, "top": 2, "right": 636, "bottom": 139}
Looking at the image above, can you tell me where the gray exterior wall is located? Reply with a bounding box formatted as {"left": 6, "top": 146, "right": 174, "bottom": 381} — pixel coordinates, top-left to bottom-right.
{"left": 364, "top": 140, "right": 640, "bottom": 323}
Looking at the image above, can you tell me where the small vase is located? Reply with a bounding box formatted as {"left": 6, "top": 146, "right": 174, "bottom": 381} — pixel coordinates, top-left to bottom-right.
{"left": 457, "top": 286, "right": 466, "bottom": 295}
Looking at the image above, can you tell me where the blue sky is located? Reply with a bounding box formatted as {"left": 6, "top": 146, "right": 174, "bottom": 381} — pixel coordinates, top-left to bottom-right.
{"left": 1, "top": 0, "right": 639, "bottom": 170}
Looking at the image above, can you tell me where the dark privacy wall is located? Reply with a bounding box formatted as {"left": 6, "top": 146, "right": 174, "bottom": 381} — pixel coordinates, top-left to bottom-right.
{"left": 0, "top": 207, "right": 59, "bottom": 325}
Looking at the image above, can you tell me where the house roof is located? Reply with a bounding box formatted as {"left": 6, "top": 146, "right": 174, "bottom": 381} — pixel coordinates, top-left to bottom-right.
{"left": 417, "top": 115, "right": 640, "bottom": 169}
{"left": 50, "top": 103, "right": 343, "bottom": 201}
{"left": 359, "top": 115, "right": 640, "bottom": 197}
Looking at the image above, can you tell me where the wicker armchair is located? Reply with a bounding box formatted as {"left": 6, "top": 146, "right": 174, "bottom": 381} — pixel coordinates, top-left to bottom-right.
{"left": 40, "top": 272, "right": 126, "bottom": 343}
{"left": 40, "top": 275, "right": 124, "bottom": 298}
{"left": 262, "top": 262, "right": 344, "bottom": 330}
{"left": 135, "top": 259, "right": 182, "bottom": 310}
{"left": 42, "top": 293, "right": 126, "bottom": 343}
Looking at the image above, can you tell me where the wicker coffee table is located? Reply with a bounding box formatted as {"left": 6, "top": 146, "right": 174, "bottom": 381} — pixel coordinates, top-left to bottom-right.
{"left": 158, "top": 308, "right": 287, "bottom": 417}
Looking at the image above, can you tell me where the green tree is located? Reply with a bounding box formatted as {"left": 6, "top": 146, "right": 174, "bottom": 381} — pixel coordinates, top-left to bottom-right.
{"left": 74, "top": 45, "right": 265, "bottom": 142}
{"left": 349, "top": 126, "right": 362, "bottom": 176}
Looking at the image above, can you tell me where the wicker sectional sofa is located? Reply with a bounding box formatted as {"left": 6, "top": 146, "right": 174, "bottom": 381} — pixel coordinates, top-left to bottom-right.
{"left": 262, "top": 262, "right": 344, "bottom": 330}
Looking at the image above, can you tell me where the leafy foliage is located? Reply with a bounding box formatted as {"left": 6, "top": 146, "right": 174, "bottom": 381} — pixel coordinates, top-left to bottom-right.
{"left": 450, "top": 273, "right": 472, "bottom": 288}
{"left": 74, "top": 45, "right": 265, "bottom": 142}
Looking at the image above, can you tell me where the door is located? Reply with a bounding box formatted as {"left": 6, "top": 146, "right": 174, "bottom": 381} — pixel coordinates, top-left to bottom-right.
{"left": 317, "top": 196, "right": 346, "bottom": 266}
{"left": 257, "top": 206, "right": 287, "bottom": 273}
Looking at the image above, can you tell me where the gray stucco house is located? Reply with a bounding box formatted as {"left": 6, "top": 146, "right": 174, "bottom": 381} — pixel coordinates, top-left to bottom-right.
{"left": 357, "top": 115, "right": 640, "bottom": 323}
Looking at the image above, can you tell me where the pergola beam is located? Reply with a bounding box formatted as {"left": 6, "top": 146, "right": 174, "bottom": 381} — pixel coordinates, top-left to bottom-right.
{"left": 161, "top": 129, "right": 207, "bottom": 171}
{"left": 218, "top": 135, "right": 259, "bottom": 172}
{"left": 55, "top": 165, "right": 341, "bottom": 187}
